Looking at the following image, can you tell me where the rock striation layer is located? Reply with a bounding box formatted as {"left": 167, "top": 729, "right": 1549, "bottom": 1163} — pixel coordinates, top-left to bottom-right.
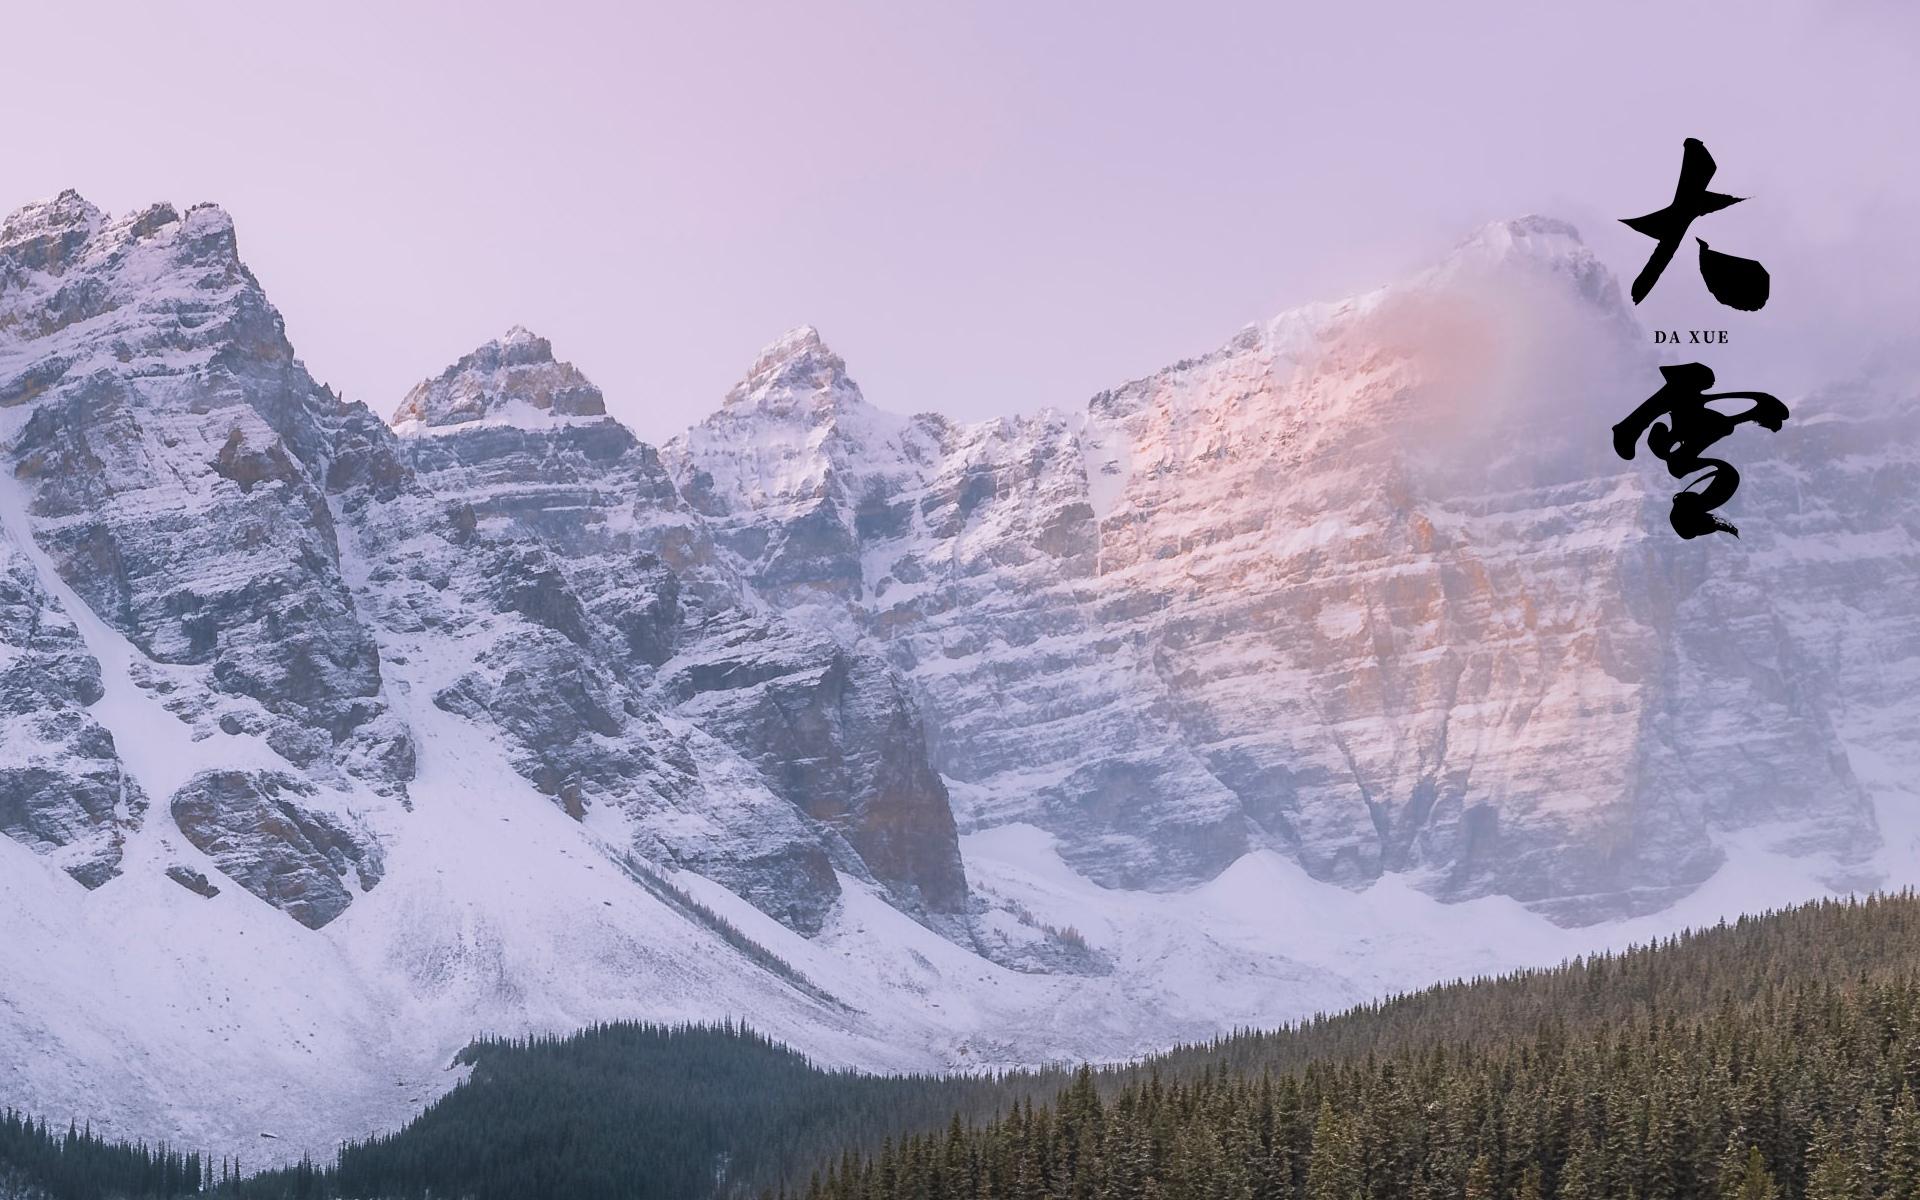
{"left": 668, "top": 218, "right": 1905, "bottom": 923}
{"left": 0, "top": 195, "right": 1910, "bottom": 962}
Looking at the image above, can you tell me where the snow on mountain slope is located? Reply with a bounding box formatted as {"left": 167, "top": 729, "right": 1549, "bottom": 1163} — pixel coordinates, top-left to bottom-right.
{"left": 2, "top": 193, "right": 1917, "bottom": 1163}
{"left": 0, "top": 194, "right": 412, "bottom": 807}
{"left": 677, "top": 216, "right": 1906, "bottom": 924}
{"left": 1, "top": 725, "right": 1900, "bottom": 1166}
{"left": 0, "top": 527, "right": 140, "bottom": 890}
{"left": 0, "top": 647, "right": 895, "bottom": 1160}
{"left": 372, "top": 326, "right": 971, "bottom": 928}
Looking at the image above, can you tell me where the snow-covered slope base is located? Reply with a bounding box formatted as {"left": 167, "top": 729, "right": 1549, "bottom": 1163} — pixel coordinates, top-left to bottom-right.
{"left": 3, "top": 719, "right": 1901, "bottom": 1165}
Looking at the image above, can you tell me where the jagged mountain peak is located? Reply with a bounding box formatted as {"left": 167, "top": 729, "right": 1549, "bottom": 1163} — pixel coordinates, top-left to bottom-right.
{"left": 0, "top": 189, "right": 104, "bottom": 250}
{"left": 0, "top": 195, "right": 271, "bottom": 421}
{"left": 671, "top": 322, "right": 922, "bottom": 528}
{"left": 0, "top": 192, "right": 243, "bottom": 284}
{"left": 391, "top": 326, "right": 608, "bottom": 431}
{"left": 722, "top": 324, "right": 868, "bottom": 419}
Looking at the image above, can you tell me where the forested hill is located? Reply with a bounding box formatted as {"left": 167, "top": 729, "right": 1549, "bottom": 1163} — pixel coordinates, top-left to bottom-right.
{"left": 810, "top": 892, "right": 1920, "bottom": 1200}
{"left": 1146, "top": 885, "right": 1920, "bottom": 1080}
{"left": 6, "top": 893, "right": 1920, "bottom": 1200}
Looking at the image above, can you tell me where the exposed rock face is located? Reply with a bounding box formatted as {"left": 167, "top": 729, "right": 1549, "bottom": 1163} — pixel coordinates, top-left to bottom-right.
{"left": 169, "top": 769, "right": 379, "bottom": 928}
{"left": 0, "top": 535, "right": 143, "bottom": 887}
{"left": 392, "top": 326, "right": 606, "bottom": 429}
{"left": 659, "top": 612, "right": 967, "bottom": 912}
{"left": 164, "top": 864, "right": 220, "bottom": 898}
{"left": 373, "top": 330, "right": 968, "bottom": 929}
{"left": 0, "top": 195, "right": 967, "bottom": 940}
{"left": 347, "top": 383, "right": 856, "bottom": 926}
{"left": 0, "top": 190, "right": 413, "bottom": 792}
{"left": 671, "top": 218, "right": 1904, "bottom": 923}
{"left": 672, "top": 326, "right": 933, "bottom": 627}
{"left": 664, "top": 322, "right": 1259, "bottom": 890}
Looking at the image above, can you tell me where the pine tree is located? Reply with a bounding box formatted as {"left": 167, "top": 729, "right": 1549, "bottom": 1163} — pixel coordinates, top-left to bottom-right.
{"left": 1514, "top": 1164, "right": 1543, "bottom": 1200}
{"left": 1805, "top": 1120, "right": 1864, "bottom": 1200}
{"left": 1556, "top": 1141, "right": 1598, "bottom": 1200}
{"left": 1719, "top": 1146, "right": 1779, "bottom": 1200}
{"left": 1884, "top": 1087, "right": 1920, "bottom": 1200}
{"left": 1304, "top": 1103, "right": 1362, "bottom": 1200}
{"left": 1463, "top": 1153, "right": 1495, "bottom": 1200}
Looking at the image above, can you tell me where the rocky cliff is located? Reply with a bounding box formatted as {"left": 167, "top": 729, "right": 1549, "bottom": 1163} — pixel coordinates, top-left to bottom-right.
{"left": 0, "top": 193, "right": 968, "bottom": 936}
{"left": 1, "top": 192, "right": 399, "bottom": 926}
{"left": 0, "top": 533, "right": 142, "bottom": 889}
{"left": 668, "top": 217, "right": 1903, "bottom": 923}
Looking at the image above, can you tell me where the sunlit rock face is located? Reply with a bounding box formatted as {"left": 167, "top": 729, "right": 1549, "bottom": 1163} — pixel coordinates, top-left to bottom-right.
{"left": 673, "top": 218, "right": 1902, "bottom": 924}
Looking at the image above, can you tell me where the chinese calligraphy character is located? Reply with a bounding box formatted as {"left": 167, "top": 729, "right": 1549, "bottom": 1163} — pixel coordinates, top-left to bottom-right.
{"left": 1612, "top": 362, "right": 1789, "bottom": 539}
{"left": 1621, "top": 138, "right": 1770, "bottom": 311}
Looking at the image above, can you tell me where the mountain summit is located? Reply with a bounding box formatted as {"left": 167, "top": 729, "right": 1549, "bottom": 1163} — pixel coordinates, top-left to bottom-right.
{"left": 392, "top": 326, "right": 608, "bottom": 430}
{"left": 722, "top": 325, "right": 864, "bottom": 416}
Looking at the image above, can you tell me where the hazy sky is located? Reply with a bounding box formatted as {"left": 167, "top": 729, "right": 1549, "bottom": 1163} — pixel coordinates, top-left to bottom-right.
{"left": 5, "top": 1, "right": 1916, "bottom": 441}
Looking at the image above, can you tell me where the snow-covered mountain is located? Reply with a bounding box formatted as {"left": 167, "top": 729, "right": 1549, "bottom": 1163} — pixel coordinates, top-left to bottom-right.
{"left": 668, "top": 216, "right": 1912, "bottom": 923}
{"left": 2, "top": 195, "right": 1915, "bottom": 1158}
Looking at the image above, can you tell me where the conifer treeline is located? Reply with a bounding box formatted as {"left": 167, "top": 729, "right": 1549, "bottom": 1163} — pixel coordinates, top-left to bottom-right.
{"left": 3, "top": 893, "right": 1920, "bottom": 1200}
{"left": 800, "top": 973, "right": 1920, "bottom": 1199}
{"left": 799, "top": 892, "right": 1920, "bottom": 1200}
{"left": 1140, "top": 888, "right": 1920, "bottom": 1085}
{"left": 0, "top": 1110, "right": 238, "bottom": 1200}
{"left": 318, "top": 1020, "right": 1037, "bottom": 1200}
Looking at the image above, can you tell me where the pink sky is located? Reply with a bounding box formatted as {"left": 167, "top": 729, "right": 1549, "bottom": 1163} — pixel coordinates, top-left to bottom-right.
{"left": 5, "top": 0, "right": 1916, "bottom": 440}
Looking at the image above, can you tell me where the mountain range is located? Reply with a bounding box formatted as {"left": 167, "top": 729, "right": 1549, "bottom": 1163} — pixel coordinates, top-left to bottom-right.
{"left": 2, "top": 192, "right": 1915, "bottom": 1159}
